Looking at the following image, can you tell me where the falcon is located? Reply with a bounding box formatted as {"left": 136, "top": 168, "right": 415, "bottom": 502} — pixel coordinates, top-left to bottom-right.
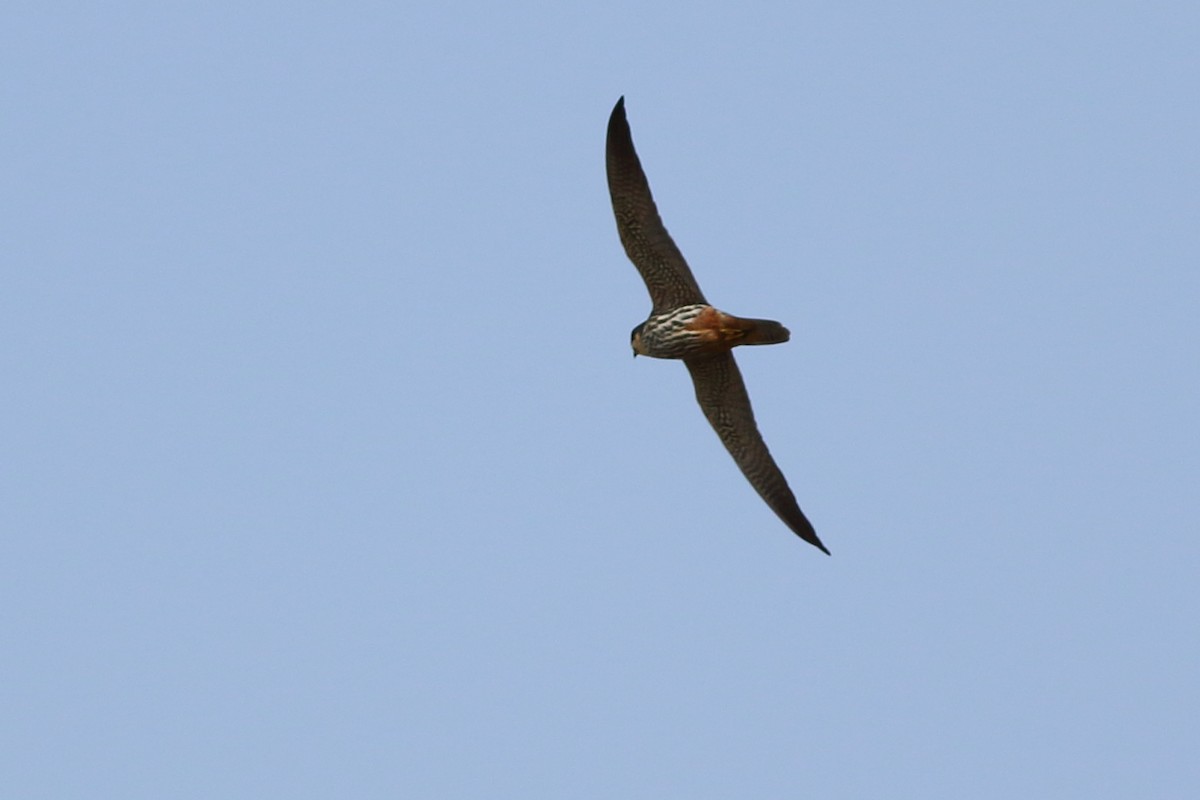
{"left": 606, "top": 97, "right": 829, "bottom": 555}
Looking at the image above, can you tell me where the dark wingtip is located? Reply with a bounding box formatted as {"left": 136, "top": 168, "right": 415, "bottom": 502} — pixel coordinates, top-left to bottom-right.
{"left": 609, "top": 96, "right": 627, "bottom": 128}
{"left": 805, "top": 536, "right": 832, "bottom": 556}
{"left": 607, "top": 97, "right": 635, "bottom": 164}
{"left": 782, "top": 507, "right": 829, "bottom": 555}
{"left": 798, "top": 524, "right": 831, "bottom": 556}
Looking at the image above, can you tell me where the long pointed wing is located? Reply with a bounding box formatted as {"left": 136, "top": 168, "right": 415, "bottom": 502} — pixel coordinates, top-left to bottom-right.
{"left": 606, "top": 97, "right": 707, "bottom": 314}
{"left": 684, "top": 353, "right": 829, "bottom": 554}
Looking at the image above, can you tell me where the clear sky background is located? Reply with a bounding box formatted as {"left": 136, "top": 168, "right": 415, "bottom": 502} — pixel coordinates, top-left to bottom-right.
{"left": 4, "top": 2, "right": 1197, "bottom": 797}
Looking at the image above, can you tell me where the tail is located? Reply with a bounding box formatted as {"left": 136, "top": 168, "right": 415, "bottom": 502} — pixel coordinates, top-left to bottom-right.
{"left": 729, "top": 316, "right": 790, "bottom": 346}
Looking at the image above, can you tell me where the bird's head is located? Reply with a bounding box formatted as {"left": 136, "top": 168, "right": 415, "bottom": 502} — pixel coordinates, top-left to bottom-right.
{"left": 630, "top": 322, "right": 648, "bottom": 357}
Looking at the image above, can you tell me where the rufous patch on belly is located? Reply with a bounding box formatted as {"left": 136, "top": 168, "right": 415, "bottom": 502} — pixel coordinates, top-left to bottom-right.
{"left": 685, "top": 306, "right": 750, "bottom": 348}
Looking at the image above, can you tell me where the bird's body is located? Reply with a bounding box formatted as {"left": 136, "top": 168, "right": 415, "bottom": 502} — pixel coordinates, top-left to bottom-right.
{"left": 606, "top": 96, "right": 830, "bottom": 555}
{"left": 632, "top": 304, "right": 792, "bottom": 360}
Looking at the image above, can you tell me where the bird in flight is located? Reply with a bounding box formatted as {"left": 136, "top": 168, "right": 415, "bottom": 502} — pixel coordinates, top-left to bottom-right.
{"left": 606, "top": 97, "right": 829, "bottom": 555}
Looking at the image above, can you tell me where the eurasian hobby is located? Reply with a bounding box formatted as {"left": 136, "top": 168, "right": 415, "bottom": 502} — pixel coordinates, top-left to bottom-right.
{"left": 606, "top": 97, "right": 829, "bottom": 555}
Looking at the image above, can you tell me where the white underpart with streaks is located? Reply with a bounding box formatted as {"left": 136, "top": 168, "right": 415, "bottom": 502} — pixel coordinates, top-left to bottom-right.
{"left": 637, "top": 303, "right": 712, "bottom": 359}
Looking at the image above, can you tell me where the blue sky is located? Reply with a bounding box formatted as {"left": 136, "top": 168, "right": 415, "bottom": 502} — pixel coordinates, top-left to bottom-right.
{"left": 4, "top": 2, "right": 1198, "bottom": 797}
